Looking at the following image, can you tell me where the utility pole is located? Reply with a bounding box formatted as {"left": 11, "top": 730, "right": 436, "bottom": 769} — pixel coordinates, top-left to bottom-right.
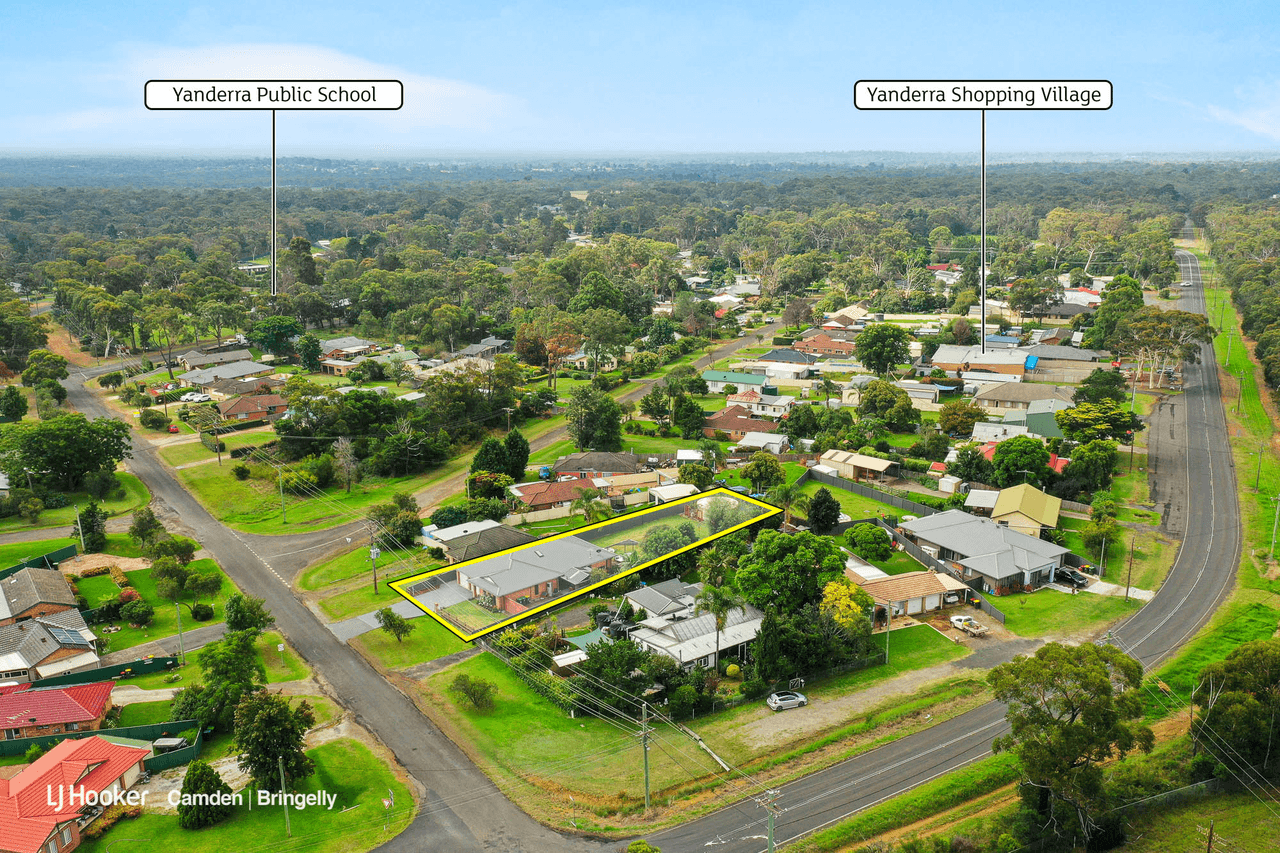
{"left": 74, "top": 505, "right": 87, "bottom": 557}
{"left": 175, "top": 603, "right": 185, "bottom": 665}
{"left": 279, "top": 474, "right": 287, "bottom": 524}
{"left": 370, "top": 545, "right": 381, "bottom": 594}
{"left": 758, "top": 789, "right": 782, "bottom": 853}
{"left": 1257, "top": 440, "right": 1266, "bottom": 492}
{"left": 1099, "top": 535, "right": 1106, "bottom": 578}
{"left": 640, "top": 702, "right": 651, "bottom": 812}
{"left": 1206, "top": 818, "right": 1214, "bottom": 852}
{"left": 1271, "top": 494, "right": 1280, "bottom": 559}
{"left": 1125, "top": 538, "right": 1135, "bottom": 602}
{"left": 278, "top": 755, "right": 291, "bottom": 837}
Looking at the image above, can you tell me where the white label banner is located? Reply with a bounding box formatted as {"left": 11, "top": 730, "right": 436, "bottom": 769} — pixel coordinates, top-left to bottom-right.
{"left": 145, "top": 80, "right": 403, "bottom": 110}
{"left": 854, "top": 80, "right": 1111, "bottom": 111}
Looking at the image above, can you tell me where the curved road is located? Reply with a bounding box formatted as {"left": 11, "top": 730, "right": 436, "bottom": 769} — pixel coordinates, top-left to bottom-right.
{"left": 648, "top": 249, "right": 1241, "bottom": 852}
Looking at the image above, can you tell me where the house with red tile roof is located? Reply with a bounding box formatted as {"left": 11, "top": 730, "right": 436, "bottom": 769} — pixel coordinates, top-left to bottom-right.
{"left": 508, "top": 478, "right": 612, "bottom": 512}
{"left": 976, "top": 441, "right": 1070, "bottom": 474}
{"left": 0, "top": 735, "right": 150, "bottom": 853}
{"left": 701, "top": 405, "right": 780, "bottom": 441}
{"left": 215, "top": 393, "right": 288, "bottom": 421}
{"left": 0, "top": 682, "right": 114, "bottom": 739}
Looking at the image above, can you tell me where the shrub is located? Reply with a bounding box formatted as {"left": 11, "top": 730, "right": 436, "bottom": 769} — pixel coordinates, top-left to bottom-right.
{"left": 83, "top": 468, "right": 119, "bottom": 499}
{"left": 120, "top": 599, "right": 155, "bottom": 627}
{"left": 231, "top": 463, "right": 250, "bottom": 480}
{"left": 279, "top": 468, "right": 318, "bottom": 495}
{"left": 190, "top": 603, "right": 215, "bottom": 621}
{"left": 199, "top": 432, "right": 226, "bottom": 453}
{"left": 740, "top": 679, "right": 768, "bottom": 699}
{"left": 81, "top": 803, "right": 142, "bottom": 840}
{"left": 117, "top": 588, "right": 140, "bottom": 604}
{"left": 138, "top": 408, "right": 171, "bottom": 430}
{"left": 108, "top": 564, "right": 130, "bottom": 587}
{"left": 726, "top": 663, "right": 741, "bottom": 678}
{"left": 79, "top": 564, "right": 109, "bottom": 578}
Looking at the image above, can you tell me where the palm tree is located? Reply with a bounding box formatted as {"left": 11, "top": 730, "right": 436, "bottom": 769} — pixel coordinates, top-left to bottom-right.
{"left": 698, "top": 438, "right": 726, "bottom": 472}
{"left": 695, "top": 584, "right": 744, "bottom": 668}
{"left": 766, "top": 482, "right": 811, "bottom": 526}
{"left": 570, "top": 487, "right": 612, "bottom": 525}
{"left": 819, "top": 377, "right": 839, "bottom": 408}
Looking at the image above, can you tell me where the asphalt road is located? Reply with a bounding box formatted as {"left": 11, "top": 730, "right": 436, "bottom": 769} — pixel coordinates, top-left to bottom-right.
{"left": 648, "top": 250, "right": 1241, "bottom": 853}
{"left": 64, "top": 370, "right": 611, "bottom": 853}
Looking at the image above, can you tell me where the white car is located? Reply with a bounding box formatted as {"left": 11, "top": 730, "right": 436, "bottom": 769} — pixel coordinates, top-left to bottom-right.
{"left": 189, "top": 393, "right": 211, "bottom": 403}
{"left": 766, "top": 691, "right": 808, "bottom": 711}
{"left": 179, "top": 392, "right": 199, "bottom": 402}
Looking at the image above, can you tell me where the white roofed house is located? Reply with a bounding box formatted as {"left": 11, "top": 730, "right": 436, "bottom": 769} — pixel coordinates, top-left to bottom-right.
{"left": 735, "top": 432, "right": 789, "bottom": 454}
{"left": 627, "top": 579, "right": 764, "bottom": 669}
{"left": 899, "top": 510, "right": 1070, "bottom": 595}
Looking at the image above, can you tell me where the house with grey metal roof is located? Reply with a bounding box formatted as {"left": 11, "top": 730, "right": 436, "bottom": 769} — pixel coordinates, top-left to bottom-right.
{"left": 899, "top": 510, "right": 1070, "bottom": 594}
{"left": 624, "top": 579, "right": 702, "bottom": 619}
{"left": 177, "top": 348, "right": 253, "bottom": 370}
{"left": 629, "top": 601, "right": 765, "bottom": 669}
{"left": 0, "top": 568, "right": 77, "bottom": 627}
{"left": 454, "top": 536, "right": 616, "bottom": 615}
{"left": 0, "top": 612, "right": 98, "bottom": 683}
{"left": 181, "top": 360, "right": 274, "bottom": 389}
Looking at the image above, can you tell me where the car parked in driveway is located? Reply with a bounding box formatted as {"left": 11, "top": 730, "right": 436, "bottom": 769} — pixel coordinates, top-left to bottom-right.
{"left": 1057, "top": 568, "right": 1090, "bottom": 588}
{"left": 766, "top": 691, "right": 808, "bottom": 711}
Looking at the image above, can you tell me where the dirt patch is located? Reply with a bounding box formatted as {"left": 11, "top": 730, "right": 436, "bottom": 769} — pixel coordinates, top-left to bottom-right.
{"left": 60, "top": 552, "right": 151, "bottom": 577}
{"left": 42, "top": 321, "right": 97, "bottom": 369}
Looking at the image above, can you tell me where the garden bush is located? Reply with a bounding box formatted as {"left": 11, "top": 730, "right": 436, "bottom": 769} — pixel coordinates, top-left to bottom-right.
{"left": 190, "top": 603, "right": 215, "bottom": 621}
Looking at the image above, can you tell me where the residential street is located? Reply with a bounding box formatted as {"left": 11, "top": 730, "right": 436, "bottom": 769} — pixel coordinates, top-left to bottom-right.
{"left": 56, "top": 273, "right": 1242, "bottom": 853}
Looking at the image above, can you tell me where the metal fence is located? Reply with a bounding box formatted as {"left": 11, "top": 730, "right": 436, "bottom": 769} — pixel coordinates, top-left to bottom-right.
{"left": 0, "top": 544, "right": 80, "bottom": 581}
{"left": 797, "top": 468, "right": 942, "bottom": 518}
{"left": 35, "top": 656, "right": 180, "bottom": 688}
{"left": 144, "top": 727, "right": 205, "bottom": 772}
{"left": 970, "top": 593, "right": 1008, "bottom": 625}
{"left": 0, "top": 719, "right": 200, "bottom": 757}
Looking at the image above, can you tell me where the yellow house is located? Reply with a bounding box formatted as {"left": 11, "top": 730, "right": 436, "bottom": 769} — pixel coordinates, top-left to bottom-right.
{"left": 991, "top": 483, "right": 1061, "bottom": 537}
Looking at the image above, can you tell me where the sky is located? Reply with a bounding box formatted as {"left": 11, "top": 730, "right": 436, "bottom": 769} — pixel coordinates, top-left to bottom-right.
{"left": 4, "top": 0, "right": 1280, "bottom": 158}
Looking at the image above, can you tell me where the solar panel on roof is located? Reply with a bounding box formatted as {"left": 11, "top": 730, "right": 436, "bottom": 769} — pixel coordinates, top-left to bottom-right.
{"left": 47, "top": 626, "right": 88, "bottom": 646}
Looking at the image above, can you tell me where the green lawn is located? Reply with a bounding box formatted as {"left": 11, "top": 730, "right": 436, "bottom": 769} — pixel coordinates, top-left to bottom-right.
{"left": 78, "top": 739, "right": 415, "bottom": 853}
{"left": 995, "top": 588, "right": 1144, "bottom": 638}
{"left": 173, "top": 462, "right": 441, "bottom": 535}
{"left": 423, "top": 653, "right": 724, "bottom": 804}
{"left": 98, "top": 558, "right": 231, "bottom": 653}
{"left": 317, "top": 581, "right": 412, "bottom": 622}
{"left": 257, "top": 630, "right": 310, "bottom": 683}
{"left": 0, "top": 532, "right": 140, "bottom": 569}
{"left": 72, "top": 573, "right": 120, "bottom": 606}
{"left": 301, "top": 545, "right": 443, "bottom": 592}
{"left": 1123, "top": 791, "right": 1280, "bottom": 852}
{"left": 158, "top": 429, "right": 277, "bottom": 467}
{"left": 795, "top": 478, "right": 904, "bottom": 521}
{"left": 869, "top": 550, "right": 926, "bottom": 576}
{"left": 0, "top": 472, "right": 150, "bottom": 535}
{"left": 439, "top": 599, "right": 499, "bottom": 633}
{"left": 117, "top": 700, "right": 174, "bottom": 727}
{"left": 351, "top": 618, "right": 470, "bottom": 669}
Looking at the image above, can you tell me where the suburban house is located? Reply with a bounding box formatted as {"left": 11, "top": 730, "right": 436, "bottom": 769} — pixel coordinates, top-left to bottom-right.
{"left": 1, "top": 569, "right": 77, "bottom": 627}
{"left": 730, "top": 360, "right": 814, "bottom": 384}
{"left": 964, "top": 488, "right": 1000, "bottom": 516}
{"left": 421, "top": 519, "right": 537, "bottom": 564}
{"left": 206, "top": 375, "right": 286, "bottom": 398}
{"left": 725, "top": 388, "right": 795, "bottom": 418}
{"left": 972, "top": 383, "right": 1075, "bottom": 412}
{"left": 701, "top": 371, "right": 767, "bottom": 394}
{"left": 0, "top": 612, "right": 99, "bottom": 683}
{"left": 757, "top": 349, "right": 819, "bottom": 366}
{"left": 176, "top": 348, "right": 253, "bottom": 371}
{"left": 623, "top": 578, "right": 701, "bottom": 618}
{"left": 629, "top": 596, "right": 765, "bottom": 669}
{"left": 929, "top": 345, "right": 1028, "bottom": 378}
{"left": 454, "top": 536, "right": 617, "bottom": 615}
{"left": 793, "top": 332, "right": 858, "bottom": 357}
{"left": 0, "top": 681, "right": 113, "bottom": 739}
{"left": 970, "top": 422, "right": 1031, "bottom": 443}
{"left": 566, "top": 350, "right": 619, "bottom": 372}
{"left": 990, "top": 483, "right": 1062, "bottom": 536}
{"left": 970, "top": 441, "right": 1070, "bottom": 474}
{"left": 702, "top": 405, "right": 780, "bottom": 441}
{"left": 181, "top": 361, "right": 275, "bottom": 391}
{"left": 552, "top": 451, "right": 647, "bottom": 478}
{"left": 899, "top": 510, "right": 1071, "bottom": 594}
{"left": 0, "top": 734, "right": 151, "bottom": 853}
{"left": 320, "top": 358, "right": 358, "bottom": 377}
{"left": 735, "top": 432, "right": 789, "bottom": 454}
{"left": 819, "top": 449, "right": 898, "bottom": 482}
{"left": 319, "top": 336, "right": 377, "bottom": 358}
{"left": 455, "top": 336, "right": 510, "bottom": 360}
{"left": 845, "top": 566, "right": 970, "bottom": 618}
{"left": 215, "top": 393, "right": 288, "bottom": 421}
{"left": 509, "top": 478, "right": 610, "bottom": 513}
{"left": 1001, "top": 398, "right": 1072, "bottom": 439}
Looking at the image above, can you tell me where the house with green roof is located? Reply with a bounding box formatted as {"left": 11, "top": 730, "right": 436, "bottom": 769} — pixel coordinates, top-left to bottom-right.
{"left": 701, "top": 370, "right": 766, "bottom": 393}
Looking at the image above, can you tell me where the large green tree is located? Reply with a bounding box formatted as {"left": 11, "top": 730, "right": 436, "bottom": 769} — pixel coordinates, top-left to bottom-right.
{"left": 172, "top": 630, "right": 266, "bottom": 732}
{"left": 1054, "top": 400, "right": 1142, "bottom": 444}
{"left": 938, "top": 398, "right": 988, "bottom": 437}
{"left": 1193, "top": 638, "right": 1280, "bottom": 776}
{"left": 735, "top": 530, "right": 845, "bottom": 612}
{"left": 234, "top": 692, "right": 316, "bottom": 793}
{"left": 742, "top": 451, "right": 785, "bottom": 494}
{"left": 857, "top": 379, "right": 920, "bottom": 432}
{"left": 249, "top": 315, "right": 303, "bottom": 358}
{"left": 19, "top": 349, "right": 68, "bottom": 386}
{"left": 854, "top": 323, "right": 911, "bottom": 376}
{"left": 990, "top": 642, "right": 1153, "bottom": 848}
{"left": 503, "top": 428, "right": 530, "bottom": 480}
{"left": 992, "top": 435, "right": 1052, "bottom": 487}
{"left": 565, "top": 386, "right": 623, "bottom": 452}
{"left": 0, "top": 385, "right": 27, "bottom": 421}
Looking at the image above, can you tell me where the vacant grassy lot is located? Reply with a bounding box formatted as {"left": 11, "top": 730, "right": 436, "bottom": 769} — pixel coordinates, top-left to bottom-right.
{"left": 317, "top": 581, "right": 412, "bottom": 621}
{"left": 0, "top": 472, "right": 150, "bottom": 535}
{"left": 1123, "top": 790, "right": 1280, "bottom": 852}
{"left": 351, "top": 618, "right": 470, "bottom": 669}
{"left": 99, "top": 558, "right": 232, "bottom": 653}
{"left": 994, "top": 588, "right": 1144, "bottom": 638}
{"left": 78, "top": 739, "right": 415, "bottom": 853}
{"left": 158, "top": 429, "right": 276, "bottom": 467}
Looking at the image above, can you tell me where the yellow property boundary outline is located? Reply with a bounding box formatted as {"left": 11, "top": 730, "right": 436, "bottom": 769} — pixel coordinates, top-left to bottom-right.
{"left": 390, "top": 488, "right": 781, "bottom": 641}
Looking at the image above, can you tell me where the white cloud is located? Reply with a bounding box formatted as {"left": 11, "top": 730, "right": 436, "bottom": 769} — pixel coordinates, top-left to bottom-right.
{"left": 1208, "top": 81, "right": 1280, "bottom": 142}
